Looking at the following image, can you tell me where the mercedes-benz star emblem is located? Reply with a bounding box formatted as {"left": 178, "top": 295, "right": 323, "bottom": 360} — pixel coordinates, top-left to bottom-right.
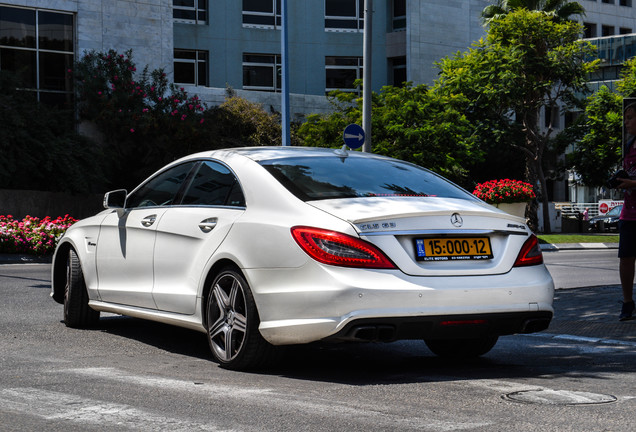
{"left": 450, "top": 213, "right": 463, "bottom": 227}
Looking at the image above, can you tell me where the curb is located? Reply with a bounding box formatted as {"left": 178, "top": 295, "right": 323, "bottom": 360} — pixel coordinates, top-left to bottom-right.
{"left": 0, "top": 254, "right": 52, "bottom": 264}
{"left": 540, "top": 242, "right": 618, "bottom": 251}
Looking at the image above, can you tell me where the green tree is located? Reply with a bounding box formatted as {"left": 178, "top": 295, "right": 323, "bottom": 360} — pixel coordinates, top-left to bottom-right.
{"left": 482, "top": 0, "right": 585, "bottom": 24}
{"left": 74, "top": 50, "right": 285, "bottom": 189}
{"left": 569, "top": 57, "right": 636, "bottom": 191}
{"left": 567, "top": 86, "right": 622, "bottom": 189}
{"left": 435, "top": 9, "right": 597, "bottom": 232}
{"left": 297, "top": 84, "right": 480, "bottom": 185}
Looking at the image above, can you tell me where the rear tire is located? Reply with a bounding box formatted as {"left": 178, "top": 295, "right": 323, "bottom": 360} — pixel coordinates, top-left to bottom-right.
{"left": 64, "top": 249, "right": 100, "bottom": 328}
{"left": 425, "top": 336, "right": 498, "bottom": 359}
{"left": 206, "top": 268, "right": 279, "bottom": 370}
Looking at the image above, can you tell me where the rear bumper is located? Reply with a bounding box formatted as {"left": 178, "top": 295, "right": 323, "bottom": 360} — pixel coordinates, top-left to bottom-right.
{"left": 322, "top": 311, "right": 552, "bottom": 343}
{"left": 247, "top": 263, "right": 554, "bottom": 345}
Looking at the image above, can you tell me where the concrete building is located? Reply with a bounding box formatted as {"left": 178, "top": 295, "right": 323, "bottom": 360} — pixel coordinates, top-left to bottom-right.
{"left": 2, "top": 0, "right": 636, "bottom": 205}
{"left": 0, "top": 0, "right": 492, "bottom": 117}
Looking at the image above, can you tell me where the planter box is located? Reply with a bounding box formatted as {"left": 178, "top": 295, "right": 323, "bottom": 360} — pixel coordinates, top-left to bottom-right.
{"left": 496, "top": 202, "right": 527, "bottom": 218}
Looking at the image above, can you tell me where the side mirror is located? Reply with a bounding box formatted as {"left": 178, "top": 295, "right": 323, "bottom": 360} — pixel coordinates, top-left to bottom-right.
{"left": 103, "top": 189, "right": 127, "bottom": 209}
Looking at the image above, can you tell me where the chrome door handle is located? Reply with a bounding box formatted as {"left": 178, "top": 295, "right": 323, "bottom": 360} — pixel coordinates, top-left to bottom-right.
{"left": 141, "top": 215, "right": 157, "bottom": 227}
{"left": 199, "top": 218, "right": 218, "bottom": 233}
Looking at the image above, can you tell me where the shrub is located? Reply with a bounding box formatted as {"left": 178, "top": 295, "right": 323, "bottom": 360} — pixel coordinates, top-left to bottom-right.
{"left": 0, "top": 215, "right": 77, "bottom": 256}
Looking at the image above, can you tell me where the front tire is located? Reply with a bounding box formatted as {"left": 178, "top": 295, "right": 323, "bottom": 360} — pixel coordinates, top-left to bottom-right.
{"left": 206, "top": 268, "right": 278, "bottom": 370}
{"left": 63, "top": 249, "right": 100, "bottom": 328}
{"left": 425, "top": 336, "right": 498, "bottom": 359}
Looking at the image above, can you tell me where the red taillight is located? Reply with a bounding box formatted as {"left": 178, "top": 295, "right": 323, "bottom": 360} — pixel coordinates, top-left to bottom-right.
{"left": 291, "top": 226, "right": 396, "bottom": 269}
{"left": 514, "top": 234, "right": 543, "bottom": 267}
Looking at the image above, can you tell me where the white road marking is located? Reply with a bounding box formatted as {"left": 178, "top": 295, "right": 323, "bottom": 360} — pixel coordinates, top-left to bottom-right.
{"left": 56, "top": 367, "right": 490, "bottom": 431}
{"left": 0, "top": 387, "right": 232, "bottom": 431}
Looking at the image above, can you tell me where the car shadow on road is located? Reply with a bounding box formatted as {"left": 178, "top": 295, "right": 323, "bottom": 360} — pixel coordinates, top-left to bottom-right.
{"left": 85, "top": 314, "right": 636, "bottom": 386}
{"left": 93, "top": 314, "right": 213, "bottom": 361}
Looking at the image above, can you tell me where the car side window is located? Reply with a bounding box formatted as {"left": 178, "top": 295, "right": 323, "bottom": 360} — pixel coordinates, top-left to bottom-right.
{"left": 126, "top": 163, "right": 196, "bottom": 208}
{"left": 181, "top": 161, "right": 245, "bottom": 207}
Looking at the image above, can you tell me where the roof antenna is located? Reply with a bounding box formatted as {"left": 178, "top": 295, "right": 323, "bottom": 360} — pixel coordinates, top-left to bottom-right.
{"left": 333, "top": 144, "right": 349, "bottom": 161}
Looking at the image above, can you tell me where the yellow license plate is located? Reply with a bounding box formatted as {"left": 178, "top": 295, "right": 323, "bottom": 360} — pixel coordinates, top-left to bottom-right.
{"left": 414, "top": 237, "right": 493, "bottom": 261}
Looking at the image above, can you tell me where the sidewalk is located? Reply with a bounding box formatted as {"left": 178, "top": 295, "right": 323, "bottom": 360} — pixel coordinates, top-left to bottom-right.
{"left": 545, "top": 285, "right": 635, "bottom": 345}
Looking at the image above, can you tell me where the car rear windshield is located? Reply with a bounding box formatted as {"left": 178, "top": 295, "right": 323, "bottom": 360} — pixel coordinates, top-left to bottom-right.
{"left": 260, "top": 155, "right": 478, "bottom": 202}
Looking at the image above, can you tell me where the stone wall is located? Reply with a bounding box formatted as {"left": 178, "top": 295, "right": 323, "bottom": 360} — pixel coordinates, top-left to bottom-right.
{"left": 0, "top": 190, "right": 103, "bottom": 220}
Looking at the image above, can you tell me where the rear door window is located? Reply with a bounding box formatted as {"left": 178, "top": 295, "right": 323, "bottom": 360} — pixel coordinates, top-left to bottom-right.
{"left": 180, "top": 161, "right": 245, "bottom": 207}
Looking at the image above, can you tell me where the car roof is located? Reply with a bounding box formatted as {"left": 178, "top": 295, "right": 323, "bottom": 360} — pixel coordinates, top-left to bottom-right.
{"left": 188, "top": 146, "right": 393, "bottom": 163}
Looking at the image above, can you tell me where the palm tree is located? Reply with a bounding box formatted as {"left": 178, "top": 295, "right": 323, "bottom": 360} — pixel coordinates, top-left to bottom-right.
{"left": 482, "top": 0, "right": 585, "bottom": 25}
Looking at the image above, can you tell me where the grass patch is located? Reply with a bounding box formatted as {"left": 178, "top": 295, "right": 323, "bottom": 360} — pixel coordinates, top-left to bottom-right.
{"left": 537, "top": 234, "right": 619, "bottom": 244}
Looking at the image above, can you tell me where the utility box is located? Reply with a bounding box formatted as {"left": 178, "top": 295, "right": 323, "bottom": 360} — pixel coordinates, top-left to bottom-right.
{"left": 537, "top": 202, "right": 562, "bottom": 233}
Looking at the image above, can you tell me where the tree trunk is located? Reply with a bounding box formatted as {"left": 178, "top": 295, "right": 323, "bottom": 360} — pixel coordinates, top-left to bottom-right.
{"left": 536, "top": 159, "right": 551, "bottom": 234}
{"left": 523, "top": 109, "right": 551, "bottom": 233}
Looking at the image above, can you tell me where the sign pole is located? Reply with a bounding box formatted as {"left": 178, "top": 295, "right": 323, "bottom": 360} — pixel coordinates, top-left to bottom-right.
{"left": 281, "top": 0, "right": 291, "bottom": 146}
{"left": 362, "top": 0, "right": 372, "bottom": 152}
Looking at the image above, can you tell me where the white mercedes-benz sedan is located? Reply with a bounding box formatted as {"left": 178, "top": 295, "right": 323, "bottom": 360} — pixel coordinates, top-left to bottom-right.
{"left": 51, "top": 146, "right": 554, "bottom": 370}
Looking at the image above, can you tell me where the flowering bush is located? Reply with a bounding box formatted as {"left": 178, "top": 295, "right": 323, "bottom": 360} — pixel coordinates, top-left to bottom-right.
{"left": 0, "top": 215, "right": 77, "bottom": 256}
{"left": 472, "top": 179, "right": 535, "bottom": 204}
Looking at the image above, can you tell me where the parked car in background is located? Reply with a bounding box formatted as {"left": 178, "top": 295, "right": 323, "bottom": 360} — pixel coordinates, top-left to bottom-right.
{"left": 50, "top": 146, "right": 554, "bottom": 370}
{"left": 588, "top": 205, "right": 623, "bottom": 233}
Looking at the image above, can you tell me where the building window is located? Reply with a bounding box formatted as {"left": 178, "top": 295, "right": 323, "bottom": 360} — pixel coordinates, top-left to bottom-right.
{"left": 601, "top": 0, "right": 614, "bottom": 4}
{"left": 620, "top": 0, "right": 632, "bottom": 6}
{"left": 602, "top": 25, "right": 615, "bottom": 36}
{"left": 243, "top": 53, "right": 281, "bottom": 92}
{"left": 325, "top": 0, "right": 364, "bottom": 32}
{"left": 544, "top": 105, "right": 560, "bottom": 129}
{"left": 243, "top": 0, "right": 282, "bottom": 28}
{"left": 325, "top": 56, "right": 362, "bottom": 93}
{"left": 620, "top": 27, "right": 633, "bottom": 34}
{"left": 173, "top": 0, "right": 207, "bottom": 24}
{"left": 583, "top": 22, "right": 597, "bottom": 38}
{"left": 0, "top": 5, "right": 74, "bottom": 107}
{"left": 174, "top": 49, "right": 208, "bottom": 86}
{"left": 392, "top": 0, "right": 406, "bottom": 31}
{"left": 390, "top": 56, "right": 406, "bottom": 87}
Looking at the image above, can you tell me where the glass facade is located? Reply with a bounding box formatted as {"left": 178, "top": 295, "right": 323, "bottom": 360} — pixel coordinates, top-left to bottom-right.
{"left": 0, "top": 5, "right": 74, "bottom": 107}
{"left": 243, "top": 53, "right": 281, "bottom": 92}
{"left": 392, "top": 0, "right": 406, "bottom": 31}
{"left": 591, "top": 34, "right": 636, "bottom": 66}
{"left": 242, "top": 0, "right": 282, "bottom": 28}
{"left": 174, "top": 49, "right": 208, "bottom": 86}
{"left": 325, "top": 56, "right": 362, "bottom": 93}
{"left": 173, "top": 0, "right": 208, "bottom": 24}
{"left": 325, "top": 0, "right": 364, "bottom": 31}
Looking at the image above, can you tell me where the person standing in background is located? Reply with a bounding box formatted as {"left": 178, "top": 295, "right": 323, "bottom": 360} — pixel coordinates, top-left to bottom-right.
{"left": 617, "top": 103, "right": 636, "bottom": 321}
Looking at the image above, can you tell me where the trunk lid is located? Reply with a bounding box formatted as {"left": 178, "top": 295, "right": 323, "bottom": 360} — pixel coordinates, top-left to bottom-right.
{"left": 308, "top": 197, "right": 531, "bottom": 276}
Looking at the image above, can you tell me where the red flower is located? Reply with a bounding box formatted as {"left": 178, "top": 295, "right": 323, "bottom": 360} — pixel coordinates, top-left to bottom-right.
{"left": 472, "top": 179, "right": 535, "bottom": 204}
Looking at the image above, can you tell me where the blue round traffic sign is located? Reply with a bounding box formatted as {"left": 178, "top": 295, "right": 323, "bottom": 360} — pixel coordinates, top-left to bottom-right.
{"left": 343, "top": 124, "right": 365, "bottom": 149}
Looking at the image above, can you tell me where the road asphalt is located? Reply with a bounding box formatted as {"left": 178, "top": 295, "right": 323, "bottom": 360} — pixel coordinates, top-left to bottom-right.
{"left": 1, "top": 240, "right": 634, "bottom": 346}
